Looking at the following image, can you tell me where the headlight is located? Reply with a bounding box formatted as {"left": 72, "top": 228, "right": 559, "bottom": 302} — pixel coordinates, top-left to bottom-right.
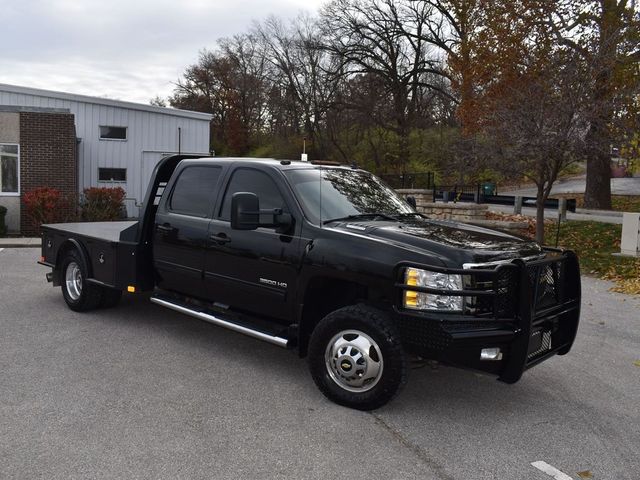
{"left": 403, "top": 267, "right": 464, "bottom": 311}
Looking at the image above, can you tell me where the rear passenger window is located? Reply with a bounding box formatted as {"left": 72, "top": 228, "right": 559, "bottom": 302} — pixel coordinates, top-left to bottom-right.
{"left": 169, "top": 166, "right": 221, "bottom": 217}
{"left": 220, "top": 169, "right": 286, "bottom": 221}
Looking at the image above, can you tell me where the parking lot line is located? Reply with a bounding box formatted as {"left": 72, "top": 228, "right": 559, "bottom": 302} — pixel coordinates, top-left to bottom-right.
{"left": 531, "top": 461, "right": 574, "bottom": 480}
{"left": 0, "top": 248, "right": 4, "bottom": 253}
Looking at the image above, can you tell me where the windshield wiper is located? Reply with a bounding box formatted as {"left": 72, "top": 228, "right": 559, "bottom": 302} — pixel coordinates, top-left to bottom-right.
{"left": 322, "top": 212, "right": 399, "bottom": 225}
{"left": 392, "top": 212, "right": 424, "bottom": 219}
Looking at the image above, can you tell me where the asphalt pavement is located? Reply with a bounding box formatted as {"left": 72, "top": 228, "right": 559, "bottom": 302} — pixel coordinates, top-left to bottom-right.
{"left": 500, "top": 175, "right": 640, "bottom": 197}
{"left": 487, "top": 204, "right": 624, "bottom": 224}
{"left": 1, "top": 248, "right": 639, "bottom": 480}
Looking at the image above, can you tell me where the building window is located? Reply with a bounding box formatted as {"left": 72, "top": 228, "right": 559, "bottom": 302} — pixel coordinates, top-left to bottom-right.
{"left": 0, "top": 144, "right": 19, "bottom": 194}
{"left": 99, "top": 126, "right": 127, "bottom": 140}
{"left": 98, "top": 168, "right": 127, "bottom": 182}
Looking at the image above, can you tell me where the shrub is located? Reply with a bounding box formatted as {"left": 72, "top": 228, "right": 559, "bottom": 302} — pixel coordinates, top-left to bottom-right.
{"left": 23, "top": 187, "right": 69, "bottom": 232}
{"left": 80, "top": 187, "right": 126, "bottom": 221}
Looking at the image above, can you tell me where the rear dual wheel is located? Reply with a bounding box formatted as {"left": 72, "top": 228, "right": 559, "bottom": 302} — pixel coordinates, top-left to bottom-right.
{"left": 61, "top": 250, "right": 122, "bottom": 311}
{"left": 308, "top": 305, "right": 407, "bottom": 410}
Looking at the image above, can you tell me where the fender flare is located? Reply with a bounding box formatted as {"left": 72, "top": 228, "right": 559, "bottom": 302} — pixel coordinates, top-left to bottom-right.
{"left": 53, "top": 238, "right": 92, "bottom": 286}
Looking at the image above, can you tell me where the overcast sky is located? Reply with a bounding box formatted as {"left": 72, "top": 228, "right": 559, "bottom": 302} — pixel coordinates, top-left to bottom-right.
{"left": 1, "top": 0, "right": 324, "bottom": 105}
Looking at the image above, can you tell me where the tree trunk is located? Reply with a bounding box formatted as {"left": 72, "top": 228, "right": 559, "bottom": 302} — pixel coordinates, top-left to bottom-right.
{"left": 583, "top": 66, "right": 613, "bottom": 210}
{"left": 583, "top": 142, "right": 612, "bottom": 210}
{"left": 583, "top": 0, "right": 618, "bottom": 210}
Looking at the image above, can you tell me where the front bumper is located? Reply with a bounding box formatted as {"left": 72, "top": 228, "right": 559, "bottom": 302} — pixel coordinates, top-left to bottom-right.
{"left": 393, "top": 250, "right": 581, "bottom": 383}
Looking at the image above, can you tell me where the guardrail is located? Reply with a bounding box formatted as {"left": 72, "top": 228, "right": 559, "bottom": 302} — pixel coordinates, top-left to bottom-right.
{"left": 484, "top": 194, "right": 576, "bottom": 212}
{"left": 432, "top": 184, "right": 577, "bottom": 213}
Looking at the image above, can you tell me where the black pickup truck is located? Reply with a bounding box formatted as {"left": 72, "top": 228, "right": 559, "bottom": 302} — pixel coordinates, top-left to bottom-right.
{"left": 39, "top": 155, "right": 581, "bottom": 410}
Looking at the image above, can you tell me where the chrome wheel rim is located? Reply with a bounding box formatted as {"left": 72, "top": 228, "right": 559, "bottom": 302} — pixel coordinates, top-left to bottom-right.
{"left": 65, "top": 261, "right": 82, "bottom": 301}
{"left": 325, "top": 329, "right": 384, "bottom": 393}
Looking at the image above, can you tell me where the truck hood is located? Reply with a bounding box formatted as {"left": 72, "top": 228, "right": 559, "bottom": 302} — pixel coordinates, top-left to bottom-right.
{"left": 328, "top": 217, "right": 542, "bottom": 265}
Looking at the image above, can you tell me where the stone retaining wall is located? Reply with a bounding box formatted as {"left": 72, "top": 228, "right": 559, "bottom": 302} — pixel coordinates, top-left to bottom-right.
{"left": 397, "top": 190, "right": 488, "bottom": 221}
{"left": 396, "top": 189, "right": 531, "bottom": 232}
{"left": 418, "top": 202, "right": 488, "bottom": 221}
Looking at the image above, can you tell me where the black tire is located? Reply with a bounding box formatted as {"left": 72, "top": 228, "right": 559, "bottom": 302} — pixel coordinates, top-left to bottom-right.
{"left": 60, "top": 249, "right": 103, "bottom": 312}
{"left": 99, "top": 288, "right": 123, "bottom": 308}
{"left": 308, "top": 304, "right": 407, "bottom": 410}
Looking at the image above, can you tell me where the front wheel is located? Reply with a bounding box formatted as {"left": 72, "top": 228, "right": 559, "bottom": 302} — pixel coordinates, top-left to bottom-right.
{"left": 308, "top": 305, "right": 407, "bottom": 410}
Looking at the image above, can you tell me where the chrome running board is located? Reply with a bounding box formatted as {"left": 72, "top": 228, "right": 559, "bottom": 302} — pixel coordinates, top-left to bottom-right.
{"left": 150, "top": 296, "right": 288, "bottom": 348}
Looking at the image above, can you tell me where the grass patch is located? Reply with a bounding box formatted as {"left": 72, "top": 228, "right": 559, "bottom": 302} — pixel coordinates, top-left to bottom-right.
{"left": 551, "top": 193, "right": 640, "bottom": 212}
{"left": 545, "top": 220, "right": 640, "bottom": 294}
{"left": 611, "top": 196, "right": 640, "bottom": 212}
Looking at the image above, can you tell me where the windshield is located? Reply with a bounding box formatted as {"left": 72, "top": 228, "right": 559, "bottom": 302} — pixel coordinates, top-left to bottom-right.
{"left": 284, "top": 167, "right": 415, "bottom": 225}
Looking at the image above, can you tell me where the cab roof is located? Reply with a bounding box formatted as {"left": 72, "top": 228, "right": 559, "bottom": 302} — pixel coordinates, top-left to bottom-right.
{"left": 182, "top": 156, "right": 358, "bottom": 171}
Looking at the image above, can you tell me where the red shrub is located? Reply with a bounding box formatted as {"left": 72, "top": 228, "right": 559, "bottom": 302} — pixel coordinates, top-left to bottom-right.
{"left": 23, "top": 187, "right": 69, "bottom": 231}
{"left": 81, "top": 187, "right": 126, "bottom": 221}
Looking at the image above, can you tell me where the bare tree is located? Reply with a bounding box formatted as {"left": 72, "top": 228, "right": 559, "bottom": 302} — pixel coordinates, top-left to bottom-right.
{"left": 219, "top": 34, "right": 271, "bottom": 152}
{"left": 320, "top": 0, "right": 450, "bottom": 171}
{"left": 256, "top": 14, "right": 341, "bottom": 158}
{"left": 170, "top": 34, "right": 271, "bottom": 155}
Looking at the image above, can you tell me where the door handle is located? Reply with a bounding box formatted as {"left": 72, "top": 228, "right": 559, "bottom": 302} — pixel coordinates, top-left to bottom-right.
{"left": 210, "top": 233, "right": 231, "bottom": 244}
{"left": 156, "top": 223, "right": 173, "bottom": 233}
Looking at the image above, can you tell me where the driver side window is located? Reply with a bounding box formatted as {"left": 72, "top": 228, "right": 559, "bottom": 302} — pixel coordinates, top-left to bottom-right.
{"left": 219, "top": 168, "right": 286, "bottom": 222}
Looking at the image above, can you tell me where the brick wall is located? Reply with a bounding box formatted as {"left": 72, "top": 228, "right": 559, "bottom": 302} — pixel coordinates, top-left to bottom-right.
{"left": 19, "top": 112, "right": 76, "bottom": 235}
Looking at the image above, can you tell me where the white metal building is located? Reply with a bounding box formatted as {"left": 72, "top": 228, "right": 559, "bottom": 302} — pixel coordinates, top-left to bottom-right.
{"left": 0, "top": 83, "right": 212, "bottom": 216}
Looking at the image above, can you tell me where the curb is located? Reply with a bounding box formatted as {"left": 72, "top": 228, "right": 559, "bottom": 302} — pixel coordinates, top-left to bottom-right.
{"left": 575, "top": 208, "right": 624, "bottom": 217}
{"left": 0, "top": 244, "right": 42, "bottom": 248}
{"left": 0, "top": 238, "right": 42, "bottom": 248}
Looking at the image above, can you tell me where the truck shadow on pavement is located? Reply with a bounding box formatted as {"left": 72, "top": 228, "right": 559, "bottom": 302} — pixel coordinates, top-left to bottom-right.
{"left": 34, "top": 283, "right": 596, "bottom": 462}
{"left": 82, "top": 292, "right": 558, "bottom": 417}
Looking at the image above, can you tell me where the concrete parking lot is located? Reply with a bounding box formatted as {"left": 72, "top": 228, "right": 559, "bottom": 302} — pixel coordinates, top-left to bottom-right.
{"left": 1, "top": 248, "right": 639, "bottom": 480}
